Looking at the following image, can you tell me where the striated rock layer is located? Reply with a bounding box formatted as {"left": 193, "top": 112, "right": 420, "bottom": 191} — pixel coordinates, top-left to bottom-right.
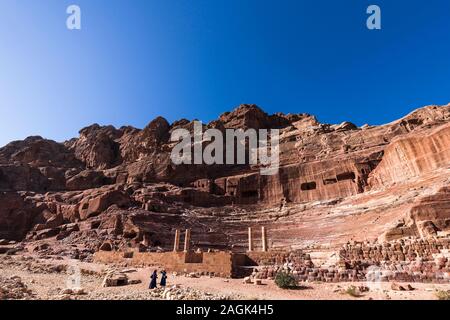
{"left": 0, "top": 103, "right": 449, "bottom": 255}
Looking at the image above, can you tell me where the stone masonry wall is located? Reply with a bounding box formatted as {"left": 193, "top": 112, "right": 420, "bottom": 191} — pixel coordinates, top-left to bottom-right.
{"left": 94, "top": 250, "right": 236, "bottom": 278}
{"left": 251, "top": 237, "right": 450, "bottom": 284}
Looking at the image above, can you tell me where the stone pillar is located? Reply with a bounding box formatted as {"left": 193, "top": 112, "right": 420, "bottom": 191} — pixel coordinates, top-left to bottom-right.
{"left": 184, "top": 229, "right": 191, "bottom": 252}
{"left": 142, "top": 233, "right": 150, "bottom": 247}
{"left": 261, "top": 226, "right": 267, "bottom": 252}
{"left": 173, "top": 229, "right": 180, "bottom": 252}
{"left": 248, "top": 227, "right": 253, "bottom": 252}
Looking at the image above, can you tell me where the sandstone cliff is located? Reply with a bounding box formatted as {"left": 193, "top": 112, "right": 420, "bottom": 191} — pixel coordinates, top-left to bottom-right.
{"left": 0, "top": 103, "right": 448, "bottom": 254}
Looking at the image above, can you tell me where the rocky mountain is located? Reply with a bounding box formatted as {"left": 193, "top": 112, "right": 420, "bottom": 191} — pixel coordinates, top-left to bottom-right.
{"left": 0, "top": 103, "right": 449, "bottom": 257}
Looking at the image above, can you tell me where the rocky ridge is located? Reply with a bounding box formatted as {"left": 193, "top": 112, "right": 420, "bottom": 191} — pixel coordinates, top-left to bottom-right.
{"left": 0, "top": 103, "right": 449, "bottom": 257}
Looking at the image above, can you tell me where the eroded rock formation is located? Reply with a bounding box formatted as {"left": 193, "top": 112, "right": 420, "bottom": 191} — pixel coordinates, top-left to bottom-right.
{"left": 0, "top": 103, "right": 448, "bottom": 257}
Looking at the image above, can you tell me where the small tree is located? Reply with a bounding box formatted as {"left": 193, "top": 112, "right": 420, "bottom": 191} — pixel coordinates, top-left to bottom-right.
{"left": 274, "top": 271, "right": 297, "bottom": 289}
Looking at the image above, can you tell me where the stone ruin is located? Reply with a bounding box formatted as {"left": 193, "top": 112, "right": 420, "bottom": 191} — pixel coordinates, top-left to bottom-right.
{"left": 93, "top": 226, "right": 450, "bottom": 284}
{"left": 250, "top": 236, "right": 450, "bottom": 284}
{"left": 94, "top": 227, "right": 283, "bottom": 278}
{"left": 94, "top": 229, "right": 244, "bottom": 278}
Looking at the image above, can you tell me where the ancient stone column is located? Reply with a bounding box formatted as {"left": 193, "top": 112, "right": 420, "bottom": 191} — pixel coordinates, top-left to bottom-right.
{"left": 173, "top": 229, "right": 180, "bottom": 252}
{"left": 261, "top": 226, "right": 267, "bottom": 252}
{"left": 184, "top": 229, "right": 191, "bottom": 252}
{"left": 142, "top": 233, "right": 150, "bottom": 247}
{"left": 248, "top": 227, "right": 253, "bottom": 252}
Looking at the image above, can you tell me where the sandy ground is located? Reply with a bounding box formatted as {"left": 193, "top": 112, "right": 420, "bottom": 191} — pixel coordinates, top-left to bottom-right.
{"left": 1, "top": 256, "right": 449, "bottom": 300}
{"left": 144, "top": 271, "right": 450, "bottom": 300}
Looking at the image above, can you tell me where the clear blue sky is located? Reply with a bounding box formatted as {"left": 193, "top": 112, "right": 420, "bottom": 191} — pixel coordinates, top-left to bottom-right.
{"left": 1, "top": 0, "right": 450, "bottom": 147}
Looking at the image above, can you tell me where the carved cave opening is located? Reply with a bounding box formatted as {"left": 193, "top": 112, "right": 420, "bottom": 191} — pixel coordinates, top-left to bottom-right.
{"left": 336, "top": 172, "right": 356, "bottom": 182}
{"left": 301, "top": 182, "right": 317, "bottom": 191}
{"left": 323, "top": 178, "right": 338, "bottom": 185}
{"left": 241, "top": 190, "right": 259, "bottom": 198}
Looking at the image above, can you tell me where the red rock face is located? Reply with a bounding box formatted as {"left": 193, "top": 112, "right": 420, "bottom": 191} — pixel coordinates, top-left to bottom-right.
{"left": 369, "top": 123, "right": 450, "bottom": 188}
{"left": 0, "top": 192, "right": 42, "bottom": 241}
{"left": 78, "top": 189, "right": 131, "bottom": 220}
{"left": 412, "top": 186, "right": 450, "bottom": 234}
{"left": 0, "top": 103, "right": 448, "bottom": 253}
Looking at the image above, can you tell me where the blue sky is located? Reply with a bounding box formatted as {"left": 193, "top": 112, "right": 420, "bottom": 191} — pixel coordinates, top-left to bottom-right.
{"left": 1, "top": 0, "right": 450, "bottom": 147}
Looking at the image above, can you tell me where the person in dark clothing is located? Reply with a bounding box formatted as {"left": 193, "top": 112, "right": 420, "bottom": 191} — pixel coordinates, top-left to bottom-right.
{"left": 160, "top": 270, "right": 167, "bottom": 287}
{"left": 149, "top": 270, "right": 158, "bottom": 289}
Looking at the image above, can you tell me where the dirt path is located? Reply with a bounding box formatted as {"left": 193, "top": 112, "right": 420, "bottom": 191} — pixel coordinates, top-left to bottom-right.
{"left": 1, "top": 256, "right": 449, "bottom": 300}
{"left": 162, "top": 273, "right": 450, "bottom": 300}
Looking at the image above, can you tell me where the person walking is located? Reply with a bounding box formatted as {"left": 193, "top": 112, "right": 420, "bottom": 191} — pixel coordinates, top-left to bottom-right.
{"left": 149, "top": 270, "right": 158, "bottom": 289}
{"left": 160, "top": 270, "right": 167, "bottom": 287}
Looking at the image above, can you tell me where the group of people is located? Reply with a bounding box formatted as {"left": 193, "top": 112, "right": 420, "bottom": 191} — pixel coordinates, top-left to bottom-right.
{"left": 149, "top": 270, "right": 167, "bottom": 289}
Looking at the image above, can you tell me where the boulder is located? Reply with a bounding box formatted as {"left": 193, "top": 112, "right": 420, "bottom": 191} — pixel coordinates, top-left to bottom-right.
{"left": 0, "top": 276, "right": 33, "bottom": 300}
{"left": 58, "top": 204, "right": 80, "bottom": 223}
{"left": 0, "top": 192, "right": 41, "bottom": 241}
{"left": 99, "top": 242, "right": 113, "bottom": 251}
{"left": 0, "top": 245, "right": 15, "bottom": 254}
{"left": 66, "top": 170, "right": 111, "bottom": 191}
{"left": 243, "top": 277, "right": 252, "bottom": 284}
{"left": 391, "top": 282, "right": 406, "bottom": 291}
{"left": 65, "top": 124, "right": 123, "bottom": 170}
{"left": 44, "top": 213, "right": 64, "bottom": 229}
{"left": 56, "top": 223, "right": 80, "bottom": 240}
{"left": 35, "top": 227, "right": 61, "bottom": 240}
{"left": 79, "top": 190, "right": 131, "bottom": 220}
{"left": 102, "top": 272, "right": 129, "bottom": 287}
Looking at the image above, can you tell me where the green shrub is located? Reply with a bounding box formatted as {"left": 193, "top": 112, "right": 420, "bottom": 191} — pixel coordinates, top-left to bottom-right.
{"left": 345, "top": 286, "right": 363, "bottom": 298}
{"left": 435, "top": 290, "right": 450, "bottom": 300}
{"left": 274, "top": 271, "right": 298, "bottom": 289}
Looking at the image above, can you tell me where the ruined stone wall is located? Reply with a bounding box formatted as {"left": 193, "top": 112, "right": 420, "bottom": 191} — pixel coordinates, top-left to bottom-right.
{"left": 246, "top": 250, "right": 313, "bottom": 266}
{"left": 94, "top": 250, "right": 236, "bottom": 277}
{"left": 339, "top": 238, "right": 450, "bottom": 264}
{"left": 250, "top": 237, "right": 450, "bottom": 283}
{"left": 336, "top": 237, "right": 450, "bottom": 283}
{"left": 191, "top": 179, "right": 212, "bottom": 193}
